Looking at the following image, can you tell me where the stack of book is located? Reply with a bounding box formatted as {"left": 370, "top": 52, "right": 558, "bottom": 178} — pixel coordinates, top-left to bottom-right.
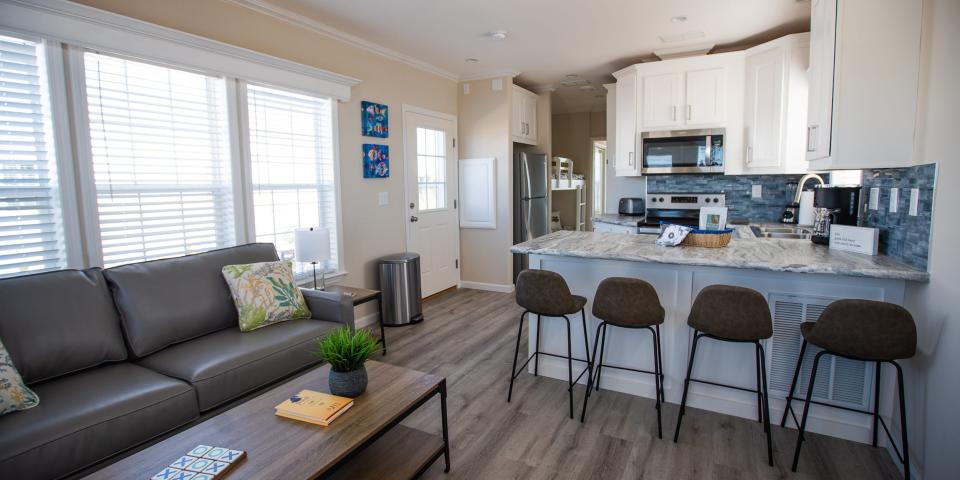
{"left": 274, "top": 389, "right": 353, "bottom": 427}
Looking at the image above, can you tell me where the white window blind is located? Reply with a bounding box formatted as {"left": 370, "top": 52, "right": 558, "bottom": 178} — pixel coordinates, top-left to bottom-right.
{"left": 83, "top": 52, "right": 235, "bottom": 267}
{"left": 0, "top": 35, "right": 66, "bottom": 278}
{"left": 246, "top": 84, "right": 338, "bottom": 274}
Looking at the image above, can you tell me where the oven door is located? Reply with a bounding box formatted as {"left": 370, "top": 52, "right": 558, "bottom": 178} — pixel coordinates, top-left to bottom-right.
{"left": 641, "top": 129, "right": 724, "bottom": 174}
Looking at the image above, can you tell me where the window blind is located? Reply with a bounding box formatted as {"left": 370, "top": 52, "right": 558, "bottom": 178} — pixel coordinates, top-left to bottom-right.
{"left": 246, "top": 84, "right": 338, "bottom": 274}
{"left": 83, "top": 52, "right": 235, "bottom": 267}
{"left": 0, "top": 35, "right": 66, "bottom": 278}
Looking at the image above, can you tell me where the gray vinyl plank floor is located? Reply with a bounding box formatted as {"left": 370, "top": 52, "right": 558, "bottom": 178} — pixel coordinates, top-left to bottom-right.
{"left": 372, "top": 288, "right": 901, "bottom": 480}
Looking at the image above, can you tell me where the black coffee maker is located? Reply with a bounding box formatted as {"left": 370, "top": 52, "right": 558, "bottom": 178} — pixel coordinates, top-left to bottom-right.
{"left": 811, "top": 186, "right": 862, "bottom": 245}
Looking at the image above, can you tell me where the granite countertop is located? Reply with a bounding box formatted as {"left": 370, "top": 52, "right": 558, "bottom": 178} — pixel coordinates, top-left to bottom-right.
{"left": 511, "top": 230, "right": 929, "bottom": 282}
{"left": 592, "top": 213, "right": 645, "bottom": 227}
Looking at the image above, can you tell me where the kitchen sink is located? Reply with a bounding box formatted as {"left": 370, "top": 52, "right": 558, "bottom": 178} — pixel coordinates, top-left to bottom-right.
{"left": 750, "top": 225, "right": 813, "bottom": 240}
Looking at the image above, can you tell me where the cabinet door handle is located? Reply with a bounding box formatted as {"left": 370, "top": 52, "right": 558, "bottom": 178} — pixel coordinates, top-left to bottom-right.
{"left": 671, "top": 106, "right": 677, "bottom": 121}
{"left": 628, "top": 151, "right": 634, "bottom": 166}
{"left": 687, "top": 105, "right": 692, "bottom": 121}
{"left": 807, "top": 125, "right": 819, "bottom": 152}
{"left": 747, "top": 146, "right": 753, "bottom": 164}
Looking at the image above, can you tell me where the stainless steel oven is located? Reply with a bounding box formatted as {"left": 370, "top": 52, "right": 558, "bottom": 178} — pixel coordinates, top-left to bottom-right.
{"left": 641, "top": 128, "right": 725, "bottom": 174}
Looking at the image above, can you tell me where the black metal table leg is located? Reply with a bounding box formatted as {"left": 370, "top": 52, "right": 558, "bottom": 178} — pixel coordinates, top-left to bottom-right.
{"left": 378, "top": 294, "right": 387, "bottom": 355}
{"left": 440, "top": 379, "right": 451, "bottom": 473}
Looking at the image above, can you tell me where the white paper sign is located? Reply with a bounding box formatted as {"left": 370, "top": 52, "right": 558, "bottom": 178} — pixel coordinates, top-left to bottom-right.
{"left": 699, "top": 207, "right": 728, "bottom": 231}
{"left": 829, "top": 225, "right": 879, "bottom": 255}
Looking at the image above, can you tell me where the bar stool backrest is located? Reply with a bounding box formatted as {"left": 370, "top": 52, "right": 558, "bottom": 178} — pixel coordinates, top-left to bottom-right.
{"left": 688, "top": 285, "right": 773, "bottom": 341}
{"left": 807, "top": 299, "right": 916, "bottom": 360}
{"left": 515, "top": 270, "right": 577, "bottom": 316}
{"left": 592, "top": 277, "right": 664, "bottom": 327}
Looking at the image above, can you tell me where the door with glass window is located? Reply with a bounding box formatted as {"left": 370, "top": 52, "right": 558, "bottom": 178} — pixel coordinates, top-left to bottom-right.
{"left": 403, "top": 109, "right": 458, "bottom": 297}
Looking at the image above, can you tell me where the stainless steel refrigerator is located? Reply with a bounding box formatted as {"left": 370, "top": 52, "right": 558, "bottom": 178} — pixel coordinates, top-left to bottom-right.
{"left": 513, "top": 150, "right": 549, "bottom": 282}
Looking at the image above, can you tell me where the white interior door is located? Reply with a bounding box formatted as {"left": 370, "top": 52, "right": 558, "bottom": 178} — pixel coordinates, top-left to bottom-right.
{"left": 403, "top": 108, "right": 459, "bottom": 297}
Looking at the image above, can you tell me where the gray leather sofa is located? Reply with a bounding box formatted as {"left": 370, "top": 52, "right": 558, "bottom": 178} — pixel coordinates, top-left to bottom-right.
{"left": 0, "top": 243, "right": 353, "bottom": 480}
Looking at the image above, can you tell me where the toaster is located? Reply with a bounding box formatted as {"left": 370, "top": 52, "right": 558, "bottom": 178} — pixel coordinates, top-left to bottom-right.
{"left": 618, "top": 197, "right": 645, "bottom": 216}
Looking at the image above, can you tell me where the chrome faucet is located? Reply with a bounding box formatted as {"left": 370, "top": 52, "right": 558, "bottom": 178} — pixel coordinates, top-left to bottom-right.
{"left": 793, "top": 173, "right": 825, "bottom": 203}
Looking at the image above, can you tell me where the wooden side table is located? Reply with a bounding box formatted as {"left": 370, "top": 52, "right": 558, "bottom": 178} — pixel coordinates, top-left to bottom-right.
{"left": 324, "top": 285, "right": 387, "bottom": 355}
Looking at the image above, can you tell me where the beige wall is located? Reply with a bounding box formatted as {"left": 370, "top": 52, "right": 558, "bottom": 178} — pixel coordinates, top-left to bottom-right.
{"left": 72, "top": 0, "right": 458, "bottom": 314}
{"left": 902, "top": 0, "right": 960, "bottom": 478}
{"left": 551, "top": 111, "right": 605, "bottom": 227}
{"left": 457, "top": 78, "right": 513, "bottom": 287}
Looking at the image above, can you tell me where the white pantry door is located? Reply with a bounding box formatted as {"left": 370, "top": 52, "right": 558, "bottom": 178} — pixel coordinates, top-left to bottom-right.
{"left": 403, "top": 108, "right": 459, "bottom": 297}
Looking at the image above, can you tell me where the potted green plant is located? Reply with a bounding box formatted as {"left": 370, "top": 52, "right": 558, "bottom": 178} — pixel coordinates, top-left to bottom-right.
{"left": 314, "top": 327, "right": 380, "bottom": 398}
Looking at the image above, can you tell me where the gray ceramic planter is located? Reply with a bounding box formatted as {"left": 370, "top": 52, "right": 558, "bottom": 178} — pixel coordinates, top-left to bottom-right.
{"left": 328, "top": 366, "right": 368, "bottom": 398}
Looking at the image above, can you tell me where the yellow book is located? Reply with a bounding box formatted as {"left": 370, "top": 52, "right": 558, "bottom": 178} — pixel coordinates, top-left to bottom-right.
{"left": 275, "top": 404, "right": 352, "bottom": 427}
{"left": 274, "top": 389, "right": 353, "bottom": 424}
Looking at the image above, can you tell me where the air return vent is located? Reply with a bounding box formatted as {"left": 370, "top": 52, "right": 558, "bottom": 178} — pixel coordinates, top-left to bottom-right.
{"left": 768, "top": 294, "right": 874, "bottom": 410}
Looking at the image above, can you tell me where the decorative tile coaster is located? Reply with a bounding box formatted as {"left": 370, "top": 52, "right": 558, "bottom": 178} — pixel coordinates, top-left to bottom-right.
{"left": 153, "top": 446, "right": 246, "bottom": 480}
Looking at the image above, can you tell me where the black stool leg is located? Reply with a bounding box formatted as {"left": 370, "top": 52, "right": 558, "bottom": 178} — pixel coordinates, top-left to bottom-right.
{"left": 507, "top": 311, "right": 528, "bottom": 403}
{"left": 581, "top": 309, "right": 591, "bottom": 380}
{"left": 780, "top": 340, "right": 808, "bottom": 427}
{"left": 674, "top": 331, "right": 702, "bottom": 443}
{"left": 649, "top": 327, "right": 662, "bottom": 439}
{"left": 872, "top": 360, "right": 882, "bottom": 447}
{"left": 758, "top": 342, "right": 773, "bottom": 467}
{"left": 564, "top": 315, "right": 574, "bottom": 419}
{"left": 580, "top": 321, "right": 604, "bottom": 422}
{"left": 534, "top": 315, "right": 542, "bottom": 376}
{"left": 595, "top": 323, "right": 608, "bottom": 391}
{"left": 655, "top": 324, "right": 665, "bottom": 403}
{"left": 893, "top": 361, "right": 911, "bottom": 480}
{"left": 755, "top": 343, "right": 764, "bottom": 423}
{"left": 792, "top": 350, "right": 827, "bottom": 472}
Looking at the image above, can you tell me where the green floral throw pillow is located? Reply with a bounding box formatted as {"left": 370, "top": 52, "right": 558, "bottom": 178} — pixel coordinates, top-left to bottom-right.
{"left": 1, "top": 338, "right": 39, "bottom": 415}
{"left": 222, "top": 260, "right": 312, "bottom": 332}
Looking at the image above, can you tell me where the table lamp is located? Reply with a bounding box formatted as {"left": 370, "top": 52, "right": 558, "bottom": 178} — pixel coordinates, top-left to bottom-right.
{"left": 294, "top": 227, "right": 330, "bottom": 290}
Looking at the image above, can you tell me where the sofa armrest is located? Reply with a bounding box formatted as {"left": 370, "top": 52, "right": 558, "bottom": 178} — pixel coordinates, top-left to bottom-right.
{"left": 300, "top": 288, "right": 355, "bottom": 330}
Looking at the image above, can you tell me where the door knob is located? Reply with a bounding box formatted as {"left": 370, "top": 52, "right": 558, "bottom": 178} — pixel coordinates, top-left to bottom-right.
{"left": 410, "top": 216, "right": 419, "bottom": 222}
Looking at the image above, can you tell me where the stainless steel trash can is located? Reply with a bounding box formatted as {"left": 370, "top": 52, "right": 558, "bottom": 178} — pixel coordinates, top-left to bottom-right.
{"left": 378, "top": 253, "right": 423, "bottom": 326}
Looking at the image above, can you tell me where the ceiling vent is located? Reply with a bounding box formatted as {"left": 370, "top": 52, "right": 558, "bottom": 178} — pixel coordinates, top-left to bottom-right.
{"left": 560, "top": 79, "right": 591, "bottom": 88}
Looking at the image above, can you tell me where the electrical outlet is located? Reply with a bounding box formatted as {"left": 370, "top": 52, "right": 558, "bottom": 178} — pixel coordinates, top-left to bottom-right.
{"left": 889, "top": 187, "right": 898, "bottom": 213}
{"left": 869, "top": 187, "right": 880, "bottom": 210}
{"left": 910, "top": 188, "right": 920, "bottom": 216}
{"left": 751, "top": 184, "right": 762, "bottom": 199}
{"left": 378, "top": 191, "right": 389, "bottom": 206}
{"left": 462, "top": 83, "right": 470, "bottom": 95}
{"left": 492, "top": 78, "right": 503, "bottom": 91}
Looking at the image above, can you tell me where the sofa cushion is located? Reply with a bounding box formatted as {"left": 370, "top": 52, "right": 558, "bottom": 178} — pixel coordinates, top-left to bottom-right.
{"left": 0, "top": 363, "right": 197, "bottom": 480}
{"left": 222, "top": 260, "right": 311, "bottom": 332}
{"left": 138, "top": 319, "right": 336, "bottom": 411}
{"left": 0, "top": 268, "right": 127, "bottom": 384}
{"left": 104, "top": 243, "right": 279, "bottom": 358}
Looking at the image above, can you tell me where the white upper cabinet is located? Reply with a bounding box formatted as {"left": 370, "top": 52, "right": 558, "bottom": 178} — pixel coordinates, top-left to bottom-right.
{"left": 738, "top": 33, "right": 810, "bottom": 175}
{"left": 640, "top": 72, "right": 682, "bottom": 130}
{"left": 806, "top": 0, "right": 922, "bottom": 169}
{"left": 511, "top": 85, "right": 538, "bottom": 145}
{"left": 613, "top": 70, "right": 640, "bottom": 176}
{"left": 684, "top": 68, "right": 725, "bottom": 126}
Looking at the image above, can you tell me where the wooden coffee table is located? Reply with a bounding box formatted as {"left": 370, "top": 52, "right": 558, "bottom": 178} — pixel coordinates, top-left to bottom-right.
{"left": 84, "top": 361, "right": 450, "bottom": 479}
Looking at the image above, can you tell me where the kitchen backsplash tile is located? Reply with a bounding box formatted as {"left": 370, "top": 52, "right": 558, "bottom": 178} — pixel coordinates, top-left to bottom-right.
{"left": 646, "top": 174, "right": 806, "bottom": 222}
{"left": 860, "top": 163, "right": 936, "bottom": 270}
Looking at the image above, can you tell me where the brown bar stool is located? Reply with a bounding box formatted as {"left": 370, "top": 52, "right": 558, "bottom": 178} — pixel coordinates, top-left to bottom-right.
{"left": 781, "top": 299, "right": 916, "bottom": 478}
{"left": 579, "top": 277, "right": 665, "bottom": 438}
{"left": 674, "top": 285, "right": 774, "bottom": 466}
{"left": 508, "top": 269, "right": 592, "bottom": 419}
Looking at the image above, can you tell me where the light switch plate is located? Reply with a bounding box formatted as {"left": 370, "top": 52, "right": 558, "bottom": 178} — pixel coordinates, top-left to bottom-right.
{"left": 889, "top": 187, "right": 898, "bottom": 213}
{"left": 491, "top": 78, "right": 503, "bottom": 91}
{"left": 869, "top": 187, "right": 880, "bottom": 210}
{"left": 909, "top": 188, "right": 920, "bottom": 216}
{"left": 378, "top": 191, "right": 389, "bottom": 206}
{"left": 751, "top": 184, "right": 762, "bottom": 199}
{"left": 462, "top": 83, "right": 470, "bottom": 95}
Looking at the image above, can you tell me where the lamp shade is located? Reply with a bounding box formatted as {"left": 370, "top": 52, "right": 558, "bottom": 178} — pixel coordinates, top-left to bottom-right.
{"left": 294, "top": 227, "right": 330, "bottom": 263}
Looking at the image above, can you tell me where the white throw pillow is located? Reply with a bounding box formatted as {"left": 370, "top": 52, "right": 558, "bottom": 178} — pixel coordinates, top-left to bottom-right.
{"left": 0, "top": 338, "right": 38, "bottom": 415}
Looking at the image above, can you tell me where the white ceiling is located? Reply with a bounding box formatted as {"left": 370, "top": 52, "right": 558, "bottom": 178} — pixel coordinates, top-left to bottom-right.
{"left": 237, "top": 0, "right": 811, "bottom": 113}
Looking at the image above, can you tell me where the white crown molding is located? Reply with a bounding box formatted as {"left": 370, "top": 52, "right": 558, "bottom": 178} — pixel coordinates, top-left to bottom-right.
{"left": 1, "top": 0, "right": 361, "bottom": 97}
{"left": 228, "top": 0, "right": 460, "bottom": 81}
{"left": 459, "top": 69, "right": 522, "bottom": 82}
{"left": 531, "top": 84, "right": 556, "bottom": 94}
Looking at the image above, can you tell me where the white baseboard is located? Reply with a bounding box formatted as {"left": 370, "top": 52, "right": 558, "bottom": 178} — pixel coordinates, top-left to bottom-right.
{"left": 459, "top": 280, "right": 515, "bottom": 293}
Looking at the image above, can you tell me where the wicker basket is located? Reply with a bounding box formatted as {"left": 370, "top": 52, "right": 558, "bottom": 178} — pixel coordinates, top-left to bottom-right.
{"left": 681, "top": 229, "right": 733, "bottom": 248}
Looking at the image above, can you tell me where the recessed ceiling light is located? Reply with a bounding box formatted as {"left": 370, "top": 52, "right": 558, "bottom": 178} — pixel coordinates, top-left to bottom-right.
{"left": 465, "top": 58, "right": 479, "bottom": 63}
{"left": 578, "top": 85, "right": 596, "bottom": 91}
{"left": 565, "top": 74, "right": 579, "bottom": 79}
{"left": 487, "top": 30, "right": 508, "bottom": 41}
{"left": 670, "top": 15, "right": 688, "bottom": 23}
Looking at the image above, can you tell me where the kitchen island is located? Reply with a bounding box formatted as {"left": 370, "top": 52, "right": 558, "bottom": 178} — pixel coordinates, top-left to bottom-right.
{"left": 510, "top": 230, "right": 927, "bottom": 445}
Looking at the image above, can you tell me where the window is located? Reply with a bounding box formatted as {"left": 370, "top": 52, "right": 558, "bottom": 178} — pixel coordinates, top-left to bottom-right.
{"left": 246, "top": 84, "right": 338, "bottom": 274}
{"left": 416, "top": 127, "right": 447, "bottom": 210}
{"left": 83, "top": 52, "right": 234, "bottom": 267}
{"left": 0, "top": 35, "right": 66, "bottom": 278}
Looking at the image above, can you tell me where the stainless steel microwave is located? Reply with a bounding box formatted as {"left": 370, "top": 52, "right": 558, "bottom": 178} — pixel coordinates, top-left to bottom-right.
{"left": 641, "top": 128, "right": 725, "bottom": 174}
